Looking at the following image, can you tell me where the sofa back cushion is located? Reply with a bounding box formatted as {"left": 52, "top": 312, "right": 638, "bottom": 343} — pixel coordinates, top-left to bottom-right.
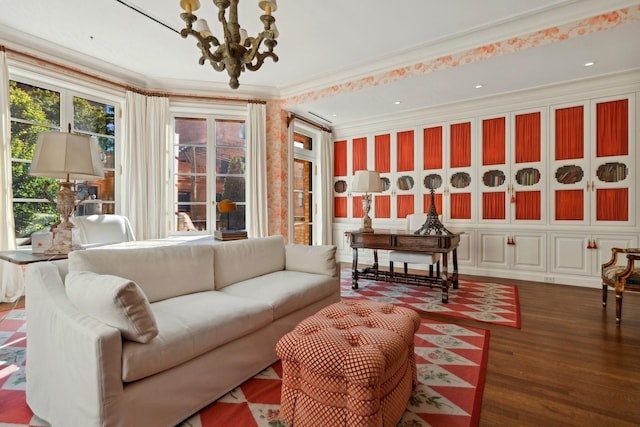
{"left": 214, "top": 235, "right": 286, "bottom": 290}
{"left": 68, "top": 245, "right": 215, "bottom": 303}
{"left": 286, "top": 244, "right": 338, "bottom": 277}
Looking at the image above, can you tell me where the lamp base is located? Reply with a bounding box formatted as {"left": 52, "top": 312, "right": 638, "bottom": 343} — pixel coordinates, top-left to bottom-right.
{"left": 46, "top": 223, "right": 73, "bottom": 255}
{"left": 360, "top": 214, "right": 374, "bottom": 233}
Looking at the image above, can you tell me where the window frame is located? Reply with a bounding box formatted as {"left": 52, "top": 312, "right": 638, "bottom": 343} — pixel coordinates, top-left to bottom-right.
{"left": 8, "top": 69, "right": 122, "bottom": 243}
{"left": 170, "top": 103, "right": 248, "bottom": 235}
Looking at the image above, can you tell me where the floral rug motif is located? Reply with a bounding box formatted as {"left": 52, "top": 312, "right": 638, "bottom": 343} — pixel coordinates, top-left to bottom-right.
{"left": 341, "top": 267, "right": 521, "bottom": 329}
{"left": 1, "top": 313, "right": 489, "bottom": 427}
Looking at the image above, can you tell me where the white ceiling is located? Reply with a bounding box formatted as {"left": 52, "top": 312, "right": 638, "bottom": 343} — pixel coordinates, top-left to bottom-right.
{"left": 0, "top": 0, "right": 639, "bottom": 127}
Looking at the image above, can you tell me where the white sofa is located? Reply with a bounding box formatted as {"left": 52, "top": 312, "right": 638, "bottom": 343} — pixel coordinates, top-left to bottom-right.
{"left": 24, "top": 235, "right": 340, "bottom": 427}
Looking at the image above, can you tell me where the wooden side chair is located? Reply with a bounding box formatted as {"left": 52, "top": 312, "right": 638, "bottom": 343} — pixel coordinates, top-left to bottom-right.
{"left": 601, "top": 247, "right": 640, "bottom": 324}
{"left": 389, "top": 213, "right": 441, "bottom": 278}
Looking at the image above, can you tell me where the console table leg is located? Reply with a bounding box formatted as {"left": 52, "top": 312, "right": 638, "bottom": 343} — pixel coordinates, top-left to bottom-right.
{"left": 452, "top": 248, "right": 459, "bottom": 289}
{"left": 351, "top": 248, "right": 359, "bottom": 289}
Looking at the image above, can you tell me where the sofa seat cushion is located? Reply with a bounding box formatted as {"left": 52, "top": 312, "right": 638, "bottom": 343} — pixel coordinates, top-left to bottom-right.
{"left": 121, "top": 291, "right": 272, "bottom": 382}
{"left": 220, "top": 270, "right": 339, "bottom": 320}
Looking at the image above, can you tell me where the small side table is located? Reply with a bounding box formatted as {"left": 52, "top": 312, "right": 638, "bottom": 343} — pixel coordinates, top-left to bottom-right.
{"left": 0, "top": 250, "right": 67, "bottom": 265}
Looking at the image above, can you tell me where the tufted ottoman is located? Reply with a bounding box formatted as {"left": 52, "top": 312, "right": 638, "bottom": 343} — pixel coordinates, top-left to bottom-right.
{"left": 275, "top": 300, "right": 421, "bottom": 427}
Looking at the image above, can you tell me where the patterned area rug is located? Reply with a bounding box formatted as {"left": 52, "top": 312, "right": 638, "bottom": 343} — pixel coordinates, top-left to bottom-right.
{"left": 342, "top": 268, "right": 521, "bottom": 329}
{"left": 0, "top": 310, "right": 488, "bottom": 427}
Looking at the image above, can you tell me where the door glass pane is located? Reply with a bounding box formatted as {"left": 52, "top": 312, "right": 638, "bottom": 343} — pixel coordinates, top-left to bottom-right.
{"left": 293, "top": 158, "right": 312, "bottom": 245}
{"left": 174, "top": 117, "right": 208, "bottom": 232}
{"left": 216, "top": 119, "right": 246, "bottom": 231}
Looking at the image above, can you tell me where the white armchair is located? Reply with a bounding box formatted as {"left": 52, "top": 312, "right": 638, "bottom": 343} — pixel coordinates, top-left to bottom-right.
{"left": 72, "top": 214, "right": 136, "bottom": 247}
{"left": 389, "top": 213, "right": 441, "bottom": 277}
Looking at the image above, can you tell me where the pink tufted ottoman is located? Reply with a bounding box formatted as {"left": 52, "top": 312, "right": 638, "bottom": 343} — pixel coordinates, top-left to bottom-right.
{"left": 275, "top": 300, "right": 421, "bottom": 427}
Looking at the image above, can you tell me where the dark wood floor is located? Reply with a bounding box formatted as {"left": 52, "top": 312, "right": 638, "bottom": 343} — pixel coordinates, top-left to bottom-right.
{"left": 445, "top": 273, "right": 640, "bottom": 427}
{"left": 2, "top": 273, "right": 638, "bottom": 426}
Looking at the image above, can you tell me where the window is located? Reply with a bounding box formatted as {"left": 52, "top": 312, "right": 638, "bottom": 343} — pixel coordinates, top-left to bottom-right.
{"left": 172, "top": 115, "right": 246, "bottom": 233}
{"left": 9, "top": 79, "right": 117, "bottom": 242}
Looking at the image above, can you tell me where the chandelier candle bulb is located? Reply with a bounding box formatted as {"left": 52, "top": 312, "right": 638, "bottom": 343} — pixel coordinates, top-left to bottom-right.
{"left": 180, "top": 0, "right": 200, "bottom": 13}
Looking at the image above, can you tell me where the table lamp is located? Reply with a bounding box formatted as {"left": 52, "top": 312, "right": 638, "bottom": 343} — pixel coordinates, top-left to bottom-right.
{"left": 351, "top": 170, "right": 382, "bottom": 233}
{"left": 29, "top": 132, "right": 105, "bottom": 254}
{"left": 218, "top": 199, "right": 237, "bottom": 231}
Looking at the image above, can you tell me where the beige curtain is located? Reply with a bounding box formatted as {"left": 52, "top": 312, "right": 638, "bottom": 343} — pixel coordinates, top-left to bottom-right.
{"left": 0, "top": 51, "right": 24, "bottom": 302}
{"left": 246, "top": 103, "right": 268, "bottom": 237}
{"left": 319, "top": 129, "right": 333, "bottom": 244}
{"left": 122, "top": 91, "right": 170, "bottom": 240}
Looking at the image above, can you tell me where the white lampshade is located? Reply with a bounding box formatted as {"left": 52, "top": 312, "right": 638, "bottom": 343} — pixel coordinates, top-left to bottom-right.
{"left": 193, "top": 19, "right": 212, "bottom": 37}
{"left": 29, "top": 132, "right": 105, "bottom": 181}
{"left": 351, "top": 170, "right": 382, "bottom": 193}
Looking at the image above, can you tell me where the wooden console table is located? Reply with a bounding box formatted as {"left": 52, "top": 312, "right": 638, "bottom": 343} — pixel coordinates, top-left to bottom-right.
{"left": 348, "top": 229, "right": 460, "bottom": 303}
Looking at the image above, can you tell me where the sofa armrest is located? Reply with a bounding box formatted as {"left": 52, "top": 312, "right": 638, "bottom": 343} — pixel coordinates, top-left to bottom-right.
{"left": 25, "top": 262, "right": 124, "bottom": 427}
{"left": 285, "top": 244, "right": 338, "bottom": 277}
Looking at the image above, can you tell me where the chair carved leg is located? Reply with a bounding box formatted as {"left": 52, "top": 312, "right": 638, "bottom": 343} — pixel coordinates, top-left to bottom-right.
{"left": 602, "top": 285, "right": 608, "bottom": 308}
{"left": 615, "top": 293, "right": 623, "bottom": 325}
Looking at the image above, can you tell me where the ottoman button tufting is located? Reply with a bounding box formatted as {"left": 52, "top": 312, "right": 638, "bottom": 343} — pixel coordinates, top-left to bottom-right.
{"left": 276, "top": 300, "right": 420, "bottom": 427}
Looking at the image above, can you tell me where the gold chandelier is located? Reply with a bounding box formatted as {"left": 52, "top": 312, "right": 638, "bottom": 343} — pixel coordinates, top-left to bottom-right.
{"left": 179, "top": 0, "right": 279, "bottom": 89}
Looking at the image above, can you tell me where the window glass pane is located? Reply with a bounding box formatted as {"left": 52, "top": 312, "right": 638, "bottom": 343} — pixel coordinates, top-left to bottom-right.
{"left": 178, "top": 146, "right": 207, "bottom": 173}
{"left": 9, "top": 81, "right": 60, "bottom": 126}
{"left": 73, "top": 97, "right": 115, "bottom": 135}
{"left": 13, "top": 201, "right": 57, "bottom": 239}
{"left": 216, "top": 176, "right": 245, "bottom": 203}
{"left": 175, "top": 118, "right": 207, "bottom": 145}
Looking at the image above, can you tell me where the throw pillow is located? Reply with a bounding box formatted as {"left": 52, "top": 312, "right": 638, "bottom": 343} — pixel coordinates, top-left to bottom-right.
{"left": 65, "top": 270, "right": 158, "bottom": 343}
{"left": 285, "top": 244, "right": 337, "bottom": 277}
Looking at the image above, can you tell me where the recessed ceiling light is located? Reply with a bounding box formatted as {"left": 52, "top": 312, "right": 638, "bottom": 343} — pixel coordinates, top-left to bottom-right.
{"left": 332, "top": 113, "right": 337, "bottom": 117}
{"left": 394, "top": 101, "right": 401, "bottom": 105}
{"left": 584, "top": 61, "right": 595, "bottom": 67}
{"left": 475, "top": 84, "right": 484, "bottom": 89}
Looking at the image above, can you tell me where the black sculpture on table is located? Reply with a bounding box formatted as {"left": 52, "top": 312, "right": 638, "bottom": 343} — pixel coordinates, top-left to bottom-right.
{"left": 415, "top": 188, "right": 452, "bottom": 235}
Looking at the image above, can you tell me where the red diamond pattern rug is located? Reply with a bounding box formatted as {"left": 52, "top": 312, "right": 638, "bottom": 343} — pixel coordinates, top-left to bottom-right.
{"left": 1, "top": 310, "right": 489, "bottom": 427}
{"left": 341, "top": 268, "right": 521, "bottom": 329}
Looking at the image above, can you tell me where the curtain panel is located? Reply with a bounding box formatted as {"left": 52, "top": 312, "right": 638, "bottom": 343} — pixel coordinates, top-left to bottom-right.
{"left": 334, "top": 140, "right": 347, "bottom": 176}
{"left": 122, "top": 91, "right": 169, "bottom": 240}
{"left": 597, "top": 99, "right": 628, "bottom": 157}
{"left": 319, "top": 129, "right": 333, "bottom": 244}
{"left": 0, "top": 51, "right": 24, "bottom": 302}
{"left": 247, "top": 103, "right": 268, "bottom": 238}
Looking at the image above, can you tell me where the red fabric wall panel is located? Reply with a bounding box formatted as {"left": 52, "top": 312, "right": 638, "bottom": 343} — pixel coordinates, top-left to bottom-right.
{"left": 375, "top": 134, "right": 391, "bottom": 173}
{"left": 515, "top": 112, "right": 541, "bottom": 163}
{"left": 515, "top": 191, "right": 541, "bottom": 220}
{"left": 334, "top": 140, "right": 347, "bottom": 176}
{"left": 596, "top": 99, "right": 628, "bottom": 157}
{"left": 555, "top": 189, "right": 584, "bottom": 220}
{"left": 450, "top": 122, "right": 471, "bottom": 168}
{"left": 375, "top": 195, "right": 391, "bottom": 219}
{"left": 450, "top": 193, "right": 471, "bottom": 219}
{"left": 397, "top": 130, "right": 415, "bottom": 172}
{"left": 596, "top": 188, "right": 628, "bottom": 221}
{"left": 482, "top": 192, "right": 505, "bottom": 220}
{"left": 352, "top": 137, "right": 368, "bottom": 172}
{"left": 334, "top": 197, "right": 347, "bottom": 218}
{"left": 423, "top": 126, "right": 443, "bottom": 170}
{"left": 555, "top": 106, "right": 584, "bottom": 161}
{"left": 482, "top": 117, "right": 506, "bottom": 166}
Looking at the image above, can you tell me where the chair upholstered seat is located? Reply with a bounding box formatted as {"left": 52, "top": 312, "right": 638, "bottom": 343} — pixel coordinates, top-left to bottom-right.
{"left": 389, "top": 213, "right": 441, "bottom": 276}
